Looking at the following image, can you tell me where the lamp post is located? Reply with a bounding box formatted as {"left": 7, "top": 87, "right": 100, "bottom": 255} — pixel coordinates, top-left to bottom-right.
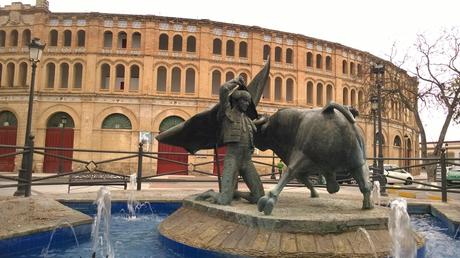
{"left": 371, "top": 63, "right": 387, "bottom": 195}
{"left": 370, "top": 96, "right": 378, "bottom": 170}
{"left": 58, "top": 116, "right": 67, "bottom": 174}
{"left": 14, "top": 38, "right": 46, "bottom": 197}
{"left": 270, "top": 150, "right": 276, "bottom": 179}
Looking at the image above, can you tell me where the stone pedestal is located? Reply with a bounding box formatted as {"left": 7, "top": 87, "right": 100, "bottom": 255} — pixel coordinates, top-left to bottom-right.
{"left": 159, "top": 193, "right": 424, "bottom": 257}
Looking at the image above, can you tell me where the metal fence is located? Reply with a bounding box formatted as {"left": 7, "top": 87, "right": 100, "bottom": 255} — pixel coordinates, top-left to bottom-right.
{"left": 0, "top": 138, "right": 459, "bottom": 202}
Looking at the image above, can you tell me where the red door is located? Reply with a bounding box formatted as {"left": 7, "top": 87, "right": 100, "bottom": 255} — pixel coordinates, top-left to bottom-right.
{"left": 43, "top": 128, "right": 74, "bottom": 173}
{"left": 0, "top": 126, "right": 17, "bottom": 172}
{"left": 213, "top": 146, "right": 227, "bottom": 175}
{"left": 157, "top": 143, "right": 188, "bottom": 175}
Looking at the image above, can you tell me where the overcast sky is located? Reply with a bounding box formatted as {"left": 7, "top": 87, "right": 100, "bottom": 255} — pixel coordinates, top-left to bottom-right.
{"left": 2, "top": 0, "right": 460, "bottom": 142}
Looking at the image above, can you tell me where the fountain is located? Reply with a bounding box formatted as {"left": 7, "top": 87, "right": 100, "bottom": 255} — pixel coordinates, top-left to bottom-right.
{"left": 389, "top": 198, "right": 417, "bottom": 258}
{"left": 127, "top": 174, "right": 139, "bottom": 219}
{"left": 373, "top": 181, "right": 381, "bottom": 206}
{"left": 41, "top": 220, "right": 80, "bottom": 258}
{"left": 91, "top": 187, "right": 114, "bottom": 258}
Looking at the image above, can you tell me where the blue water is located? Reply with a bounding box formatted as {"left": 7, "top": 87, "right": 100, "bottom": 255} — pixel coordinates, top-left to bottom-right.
{"left": 2, "top": 202, "right": 459, "bottom": 258}
{"left": 411, "top": 214, "right": 460, "bottom": 258}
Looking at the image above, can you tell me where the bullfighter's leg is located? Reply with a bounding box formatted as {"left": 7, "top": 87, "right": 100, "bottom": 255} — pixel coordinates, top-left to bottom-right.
{"left": 236, "top": 160, "right": 265, "bottom": 204}
{"left": 296, "top": 175, "right": 319, "bottom": 198}
{"left": 350, "top": 163, "right": 373, "bottom": 209}
{"left": 258, "top": 153, "right": 307, "bottom": 215}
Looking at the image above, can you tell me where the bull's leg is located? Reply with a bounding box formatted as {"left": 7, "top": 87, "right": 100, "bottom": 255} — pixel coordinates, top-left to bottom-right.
{"left": 258, "top": 155, "right": 306, "bottom": 215}
{"left": 324, "top": 172, "right": 340, "bottom": 194}
{"left": 297, "top": 175, "right": 319, "bottom": 198}
{"left": 351, "top": 164, "right": 373, "bottom": 209}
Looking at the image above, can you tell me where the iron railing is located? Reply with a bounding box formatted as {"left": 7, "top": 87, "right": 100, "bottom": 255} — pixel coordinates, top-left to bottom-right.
{"left": 0, "top": 139, "right": 459, "bottom": 202}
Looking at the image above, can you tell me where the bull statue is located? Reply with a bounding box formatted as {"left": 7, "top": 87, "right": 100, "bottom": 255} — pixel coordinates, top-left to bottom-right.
{"left": 255, "top": 103, "right": 373, "bottom": 215}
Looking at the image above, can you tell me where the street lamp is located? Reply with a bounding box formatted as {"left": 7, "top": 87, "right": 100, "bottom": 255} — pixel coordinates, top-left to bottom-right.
{"left": 14, "top": 38, "right": 46, "bottom": 197}
{"left": 371, "top": 63, "right": 387, "bottom": 196}
{"left": 58, "top": 116, "right": 67, "bottom": 174}
{"left": 370, "top": 95, "right": 378, "bottom": 170}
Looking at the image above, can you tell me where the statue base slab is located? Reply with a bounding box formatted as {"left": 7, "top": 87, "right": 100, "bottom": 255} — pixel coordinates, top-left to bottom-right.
{"left": 159, "top": 192, "right": 424, "bottom": 257}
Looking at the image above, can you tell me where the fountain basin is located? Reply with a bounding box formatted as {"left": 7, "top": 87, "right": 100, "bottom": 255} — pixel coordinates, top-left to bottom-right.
{"left": 159, "top": 193, "right": 425, "bottom": 257}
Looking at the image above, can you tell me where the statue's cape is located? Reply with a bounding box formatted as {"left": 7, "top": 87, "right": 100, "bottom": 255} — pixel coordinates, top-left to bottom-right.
{"left": 155, "top": 60, "right": 270, "bottom": 154}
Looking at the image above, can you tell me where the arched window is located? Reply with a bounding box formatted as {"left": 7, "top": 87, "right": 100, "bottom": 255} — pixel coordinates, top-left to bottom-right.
{"left": 130, "top": 65, "right": 139, "bottom": 91}
{"left": 239, "top": 41, "right": 247, "bottom": 58}
{"left": 263, "top": 45, "right": 270, "bottom": 60}
{"left": 102, "top": 114, "right": 132, "bottom": 129}
{"left": 47, "top": 112, "right": 75, "bottom": 128}
{"left": 159, "top": 116, "right": 185, "bottom": 132}
{"left": 286, "top": 48, "right": 293, "bottom": 64}
{"left": 393, "top": 136, "right": 401, "bottom": 147}
{"left": 171, "top": 67, "right": 181, "bottom": 92}
{"left": 342, "top": 60, "right": 348, "bottom": 74}
{"left": 100, "top": 63, "right": 110, "bottom": 89}
{"left": 263, "top": 76, "right": 271, "bottom": 99}
{"left": 316, "top": 83, "right": 323, "bottom": 105}
{"left": 326, "top": 84, "right": 333, "bottom": 103}
{"left": 156, "top": 66, "right": 167, "bottom": 92}
{"left": 73, "top": 63, "right": 83, "bottom": 89}
{"left": 77, "top": 30, "right": 85, "bottom": 47}
{"left": 45, "top": 63, "right": 56, "bottom": 88}
{"left": 7, "top": 63, "right": 15, "bottom": 88}
{"left": 306, "top": 52, "right": 313, "bottom": 67}
{"left": 357, "top": 64, "right": 362, "bottom": 77}
{"left": 132, "top": 32, "right": 141, "bottom": 49}
{"left": 239, "top": 73, "right": 248, "bottom": 83}
{"left": 159, "top": 34, "right": 168, "bottom": 50}
{"left": 376, "top": 132, "right": 385, "bottom": 145}
{"left": 103, "top": 31, "right": 112, "bottom": 48}
{"left": 226, "top": 40, "right": 235, "bottom": 56}
{"left": 275, "top": 47, "right": 282, "bottom": 62}
{"left": 115, "top": 64, "right": 125, "bottom": 90}
{"left": 0, "top": 30, "right": 5, "bottom": 47}
{"left": 326, "top": 56, "right": 332, "bottom": 71}
{"left": 274, "top": 77, "right": 282, "bottom": 101}
{"left": 306, "top": 81, "right": 313, "bottom": 104}
{"left": 316, "top": 54, "right": 322, "bottom": 69}
{"left": 50, "top": 30, "right": 58, "bottom": 46}
{"left": 60, "top": 63, "right": 69, "bottom": 88}
{"left": 0, "top": 111, "right": 17, "bottom": 127}
{"left": 225, "top": 71, "right": 235, "bottom": 82}
{"left": 342, "top": 88, "right": 349, "bottom": 105}
{"left": 286, "top": 78, "right": 294, "bottom": 102}
{"left": 18, "top": 62, "right": 27, "bottom": 87}
{"left": 358, "top": 90, "right": 364, "bottom": 106}
{"left": 350, "top": 89, "right": 356, "bottom": 106}
{"left": 117, "top": 32, "right": 127, "bottom": 49}
{"left": 350, "top": 62, "right": 355, "bottom": 75}
{"left": 10, "top": 30, "right": 18, "bottom": 46}
{"left": 173, "top": 35, "right": 182, "bottom": 51}
{"left": 213, "top": 38, "right": 222, "bottom": 55}
{"left": 64, "top": 30, "right": 72, "bottom": 47}
{"left": 186, "top": 36, "right": 196, "bottom": 52}
{"left": 0, "top": 63, "right": 3, "bottom": 87}
{"left": 211, "top": 70, "right": 221, "bottom": 95}
{"left": 185, "top": 68, "right": 195, "bottom": 93}
{"left": 22, "top": 29, "right": 31, "bottom": 46}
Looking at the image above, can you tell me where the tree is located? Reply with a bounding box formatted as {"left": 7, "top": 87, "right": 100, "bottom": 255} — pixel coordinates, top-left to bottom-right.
{"left": 389, "top": 28, "right": 460, "bottom": 180}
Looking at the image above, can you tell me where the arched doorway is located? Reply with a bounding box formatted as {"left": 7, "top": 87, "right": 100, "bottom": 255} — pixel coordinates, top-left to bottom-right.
{"left": 43, "top": 112, "right": 75, "bottom": 173}
{"left": 0, "top": 111, "right": 17, "bottom": 172}
{"left": 156, "top": 116, "right": 188, "bottom": 175}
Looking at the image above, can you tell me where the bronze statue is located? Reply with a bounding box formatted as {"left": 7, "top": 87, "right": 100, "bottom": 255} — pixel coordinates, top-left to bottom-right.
{"left": 156, "top": 61, "right": 270, "bottom": 205}
{"left": 255, "top": 103, "right": 374, "bottom": 215}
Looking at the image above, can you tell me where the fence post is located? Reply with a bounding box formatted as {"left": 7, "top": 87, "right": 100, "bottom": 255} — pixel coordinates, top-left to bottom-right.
{"left": 440, "top": 148, "right": 447, "bottom": 202}
{"left": 24, "top": 135, "right": 35, "bottom": 197}
{"left": 137, "top": 142, "right": 143, "bottom": 191}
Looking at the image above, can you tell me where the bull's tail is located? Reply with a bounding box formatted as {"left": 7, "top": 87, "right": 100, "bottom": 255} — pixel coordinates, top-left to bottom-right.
{"left": 321, "top": 102, "right": 356, "bottom": 124}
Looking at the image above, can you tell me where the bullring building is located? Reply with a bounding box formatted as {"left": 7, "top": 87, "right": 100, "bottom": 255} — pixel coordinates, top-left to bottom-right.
{"left": 0, "top": 0, "right": 419, "bottom": 175}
